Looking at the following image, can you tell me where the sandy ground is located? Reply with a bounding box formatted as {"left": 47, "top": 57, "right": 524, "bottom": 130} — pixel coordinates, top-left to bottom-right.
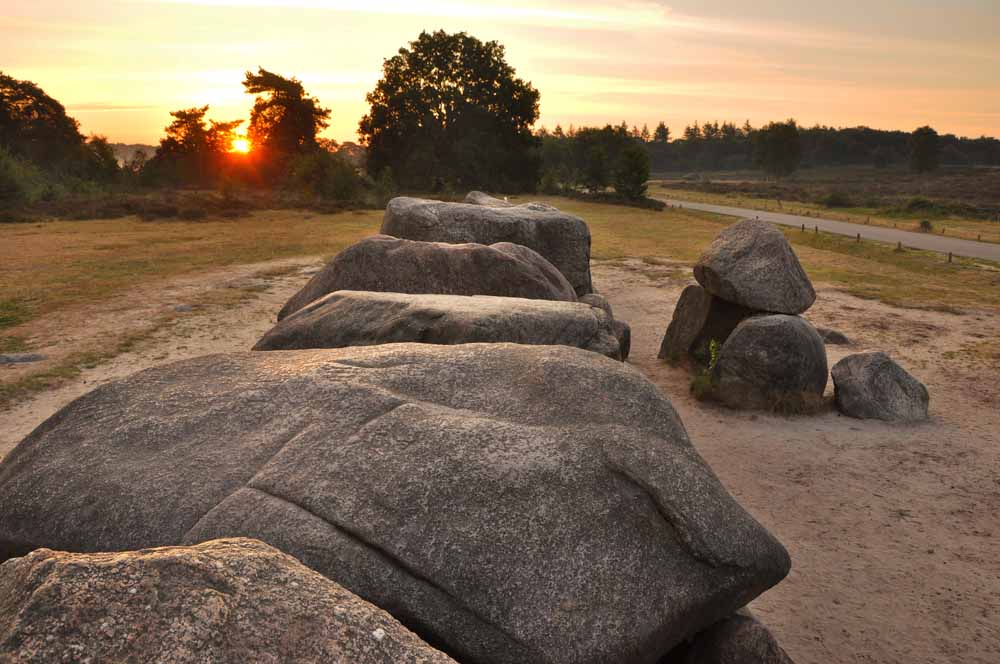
{"left": 2, "top": 257, "right": 999, "bottom": 664}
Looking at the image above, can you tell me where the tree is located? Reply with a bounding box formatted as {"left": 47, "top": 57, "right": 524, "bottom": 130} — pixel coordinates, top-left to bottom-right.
{"left": 143, "top": 106, "right": 241, "bottom": 185}
{"left": 910, "top": 126, "right": 940, "bottom": 173}
{"left": 359, "top": 30, "right": 541, "bottom": 191}
{"left": 753, "top": 119, "right": 802, "bottom": 178}
{"left": 243, "top": 68, "right": 331, "bottom": 167}
{"left": 83, "top": 135, "right": 119, "bottom": 182}
{"left": 640, "top": 124, "right": 651, "bottom": 143}
{"left": 0, "top": 71, "right": 85, "bottom": 170}
{"left": 582, "top": 146, "right": 609, "bottom": 192}
{"left": 653, "top": 122, "right": 670, "bottom": 142}
{"left": 614, "top": 143, "right": 650, "bottom": 200}
{"left": 289, "top": 150, "right": 359, "bottom": 201}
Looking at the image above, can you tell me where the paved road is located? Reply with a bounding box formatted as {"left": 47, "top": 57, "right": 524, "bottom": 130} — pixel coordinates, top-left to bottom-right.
{"left": 660, "top": 198, "right": 1000, "bottom": 262}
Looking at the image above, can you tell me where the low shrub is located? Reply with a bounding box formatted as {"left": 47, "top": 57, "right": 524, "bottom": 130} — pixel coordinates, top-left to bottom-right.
{"left": 290, "top": 151, "right": 361, "bottom": 201}
{"left": 819, "top": 191, "right": 854, "bottom": 208}
{"left": 0, "top": 147, "right": 44, "bottom": 206}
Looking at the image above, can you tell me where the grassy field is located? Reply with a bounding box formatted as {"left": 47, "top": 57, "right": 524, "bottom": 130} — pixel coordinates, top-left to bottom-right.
{"left": 0, "top": 209, "right": 380, "bottom": 335}
{"left": 2, "top": 198, "right": 999, "bottom": 407}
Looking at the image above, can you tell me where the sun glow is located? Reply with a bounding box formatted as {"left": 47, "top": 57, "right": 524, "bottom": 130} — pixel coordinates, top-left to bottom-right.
{"left": 231, "top": 137, "right": 251, "bottom": 153}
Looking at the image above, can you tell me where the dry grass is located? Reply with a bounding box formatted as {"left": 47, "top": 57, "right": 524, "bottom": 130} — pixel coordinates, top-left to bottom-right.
{"left": 0, "top": 209, "right": 380, "bottom": 332}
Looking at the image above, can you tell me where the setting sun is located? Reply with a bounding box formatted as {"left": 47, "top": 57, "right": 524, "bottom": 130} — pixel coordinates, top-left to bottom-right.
{"left": 231, "top": 137, "right": 251, "bottom": 153}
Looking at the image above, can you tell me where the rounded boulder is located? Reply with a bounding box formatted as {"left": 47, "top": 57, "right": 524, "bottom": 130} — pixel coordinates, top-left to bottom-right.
{"left": 831, "top": 351, "right": 929, "bottom": 422}
{"left": 694, "top": 219, "right": 816, "bottom": 315}
{"left": 277, "top": 235, "right": 576, "bottom": 320}
{"left": 711, "top": 315, "right": 828, "bottom": 411}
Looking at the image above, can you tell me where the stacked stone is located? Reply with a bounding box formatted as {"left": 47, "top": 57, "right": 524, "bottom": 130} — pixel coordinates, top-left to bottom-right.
{"left": 659, "top": 219, "right": 828, "bottom": 411}
{"left": 267, "top": 192, "right": 631, "bottom": 360}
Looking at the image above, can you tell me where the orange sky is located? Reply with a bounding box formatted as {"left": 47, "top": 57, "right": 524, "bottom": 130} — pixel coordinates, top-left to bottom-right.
{"left": 3, "top": 0, "right": 998, "bottom": 144}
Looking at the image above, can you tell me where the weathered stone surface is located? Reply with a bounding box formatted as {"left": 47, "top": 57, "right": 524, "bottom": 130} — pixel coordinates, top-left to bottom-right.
{"left": 580, "top": 292, "right": 614, "bottom": 318}
{"left": 660, "top": 609, "right": 794, "bottom": 664}
{"left": 832, "top": 352, "right": 929, "bottom": 422}
{"left": 257, "top": 291, "right": 622, "bottom": 360}
{"left": 694, "top": 219, "right": 816, "bottom": 315}
{"left": 382, "top": 197, "right": 593, "bottom": 296}
{"left": 658, "top": 285, "right": 753, "bottom": 366}
{"left": 711, "top": 315, "right": 828, "bottom": 411}
{"left": 0, "top": 538, "right": 455, "bottom": 664}
{"left": 464, "top": 191, "right": 513, "bottom": 207}
{"left": 0, "top": 344, "right": 789, "bottom": 664}
{"left": 816, "top": 326, "right": 851, "bottom": 346}
{"left": 277, "top": 235, "right": 576, "bottom": 320}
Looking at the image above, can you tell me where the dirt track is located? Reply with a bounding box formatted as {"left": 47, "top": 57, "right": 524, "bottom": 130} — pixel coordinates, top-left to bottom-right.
{"left": 2, "top": 257, "right": 998, "bottom": 664}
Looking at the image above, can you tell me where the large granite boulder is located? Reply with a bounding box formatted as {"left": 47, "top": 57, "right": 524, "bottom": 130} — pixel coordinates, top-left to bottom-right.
{"left": 660, "top": 609, "right": 794, "bottom": 664}
{"left": 382, "top": 197, "right": 593, "bottom": 296}
{"left": 694, "top": 220, "right": 816, "bottom": 315}
{"left": 277, "top": 235, "right": 576, "bottom": 321}
{"left": 831, "top": 352, "right": 929, "bottom": 422}
{"left": 711, "top": 315, "right": 828, "bottom": 412}
{"left": 0, "top": 344, "right": 789, "bottom": 664}
{"left": 658, "top": 285, "right": 753, "bottom": 366}
{"left": 256, "top": 291, "right": 622, "bottom": 360}
{"left": 0, "top": 538, "right": 455, "bottom": 664}
{"left": 464, "top": 190, "right": 514, "bottom": 207}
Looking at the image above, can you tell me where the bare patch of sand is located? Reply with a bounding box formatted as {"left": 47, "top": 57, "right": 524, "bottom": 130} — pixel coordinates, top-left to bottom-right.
{"left": 2, "top": 256, "right": 998, "bottom": 664}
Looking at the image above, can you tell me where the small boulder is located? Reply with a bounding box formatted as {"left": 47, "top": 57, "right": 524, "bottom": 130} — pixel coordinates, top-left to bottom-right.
{"left": 0, "top": 344, "right": 790, "bottom": 664}
{"left": 277, "top": 235, "right": 576, "bottom": 320}
{"left": 256, "top": 291, "right": 622, "bottom": 360}
{"left": 464, "top": 190, "right": 514, "bottom": 207}
{"left": 694, "top": 219, "right": 816, "bottom": 314}
{"left": 816, "top": 326, "right": 851, "bottom": 346}
{"left": 382, "top": 197, "right": 593, "bottom": 296}
{"left": 658, "top": 285, "right": 753, "bottom": 366}
{"left": 0, "top": 538, "right": 456, "bottom": 664}
{"left": 831, "top": 351, "right": 929, "bottom": 422}
{"left": 660, "top": 609, "right": 794, "bottom": 664}
{"left": 711, "top": 315, "right": 828, "bottom": 412}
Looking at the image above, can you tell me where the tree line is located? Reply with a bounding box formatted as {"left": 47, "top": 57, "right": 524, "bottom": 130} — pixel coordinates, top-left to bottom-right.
{"left": 4, "top": 29, "right": 1000, "bottom": 210}
{"left": 539, "top": 119, "right": 998, "bottom": 186}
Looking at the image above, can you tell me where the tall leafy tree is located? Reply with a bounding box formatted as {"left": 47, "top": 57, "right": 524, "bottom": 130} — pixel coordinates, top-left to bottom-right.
{"left": 359, "top": 30, "right": 541, "bottom": 192}
{"left": 243, "top": 68, "right": 331, "bottom": 167}
{"left": 0, "top": 71, "right": 85, "bottom": 169}
{"left": 753, "top": 119, "right": 802, "bottom": 178}
{"left": 910, "top": 126, "right": 940, "bottom": 173}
